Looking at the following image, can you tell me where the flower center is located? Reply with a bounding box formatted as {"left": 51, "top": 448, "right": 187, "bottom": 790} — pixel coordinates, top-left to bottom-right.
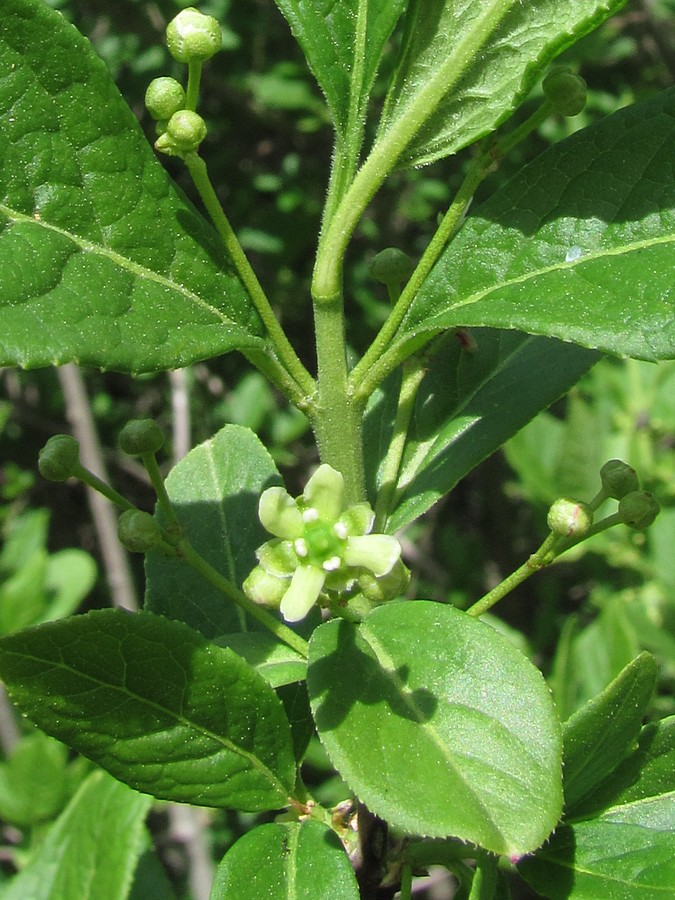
{"left": 299, "top": 519, "right": 346, "bottom": 569}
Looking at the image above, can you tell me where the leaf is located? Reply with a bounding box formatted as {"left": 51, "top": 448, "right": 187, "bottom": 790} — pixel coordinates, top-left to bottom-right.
{"left": 519, "top": 720, "right": 675, "bottom": 898}
{"left": 364, "top": 330, "right": 598, "bottom": 532}
{"left": 0, "top": 732, "right": 70, "bottom": 827}
{"left": 215, "top": 633, "right": 307, "bottom": 688}
{"left": 399, "top": 88, "right": 675, "bottom": 361}
{"left": 0, "top": 0, "right": 263, "bottom": 374}
{"left": 210, "top": 820, "right": 360, "bottom": 899}
{"left": 145, "top": 425, "right": 281, "bottom": 638}
{"left": 0, "top": 609, "right": 296, "bottom": 810}
{"left": 0, "top": 769, "right": 151, "bottom": 900}
{"left": 376, "top": 0, "right": 626, "bottom": 168}
{"left": 272, "top": 0, "right": 406, "bottom": 136}
{"left": 562, "top": 653, "right": 657, "bottom": 815}
{"left": 307, "top": 601, "right": 562, "bottom": 856}
{"left": 568, "top": 715, "right": 675, "bottom": 821}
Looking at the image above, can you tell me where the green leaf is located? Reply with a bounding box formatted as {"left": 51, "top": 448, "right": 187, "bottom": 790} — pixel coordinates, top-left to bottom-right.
{"left": 215, "top": 632, "right": 307, "bottom": 688}
{"left": 0, "top": 609, "right": 296, "bottom": 810}
{"left": 145, "top": 425, "right": 281, "bottom": 638}
{"left": 0, "top": 0, "right": 262, "bottom": 374}
{"left": 562, "top": 653, "right": 657, "bottom": 815}
{"left": 519, "top": 719, "right": 675, "bottom": 898}
{"left": 307, "top": 601, "right": 562, "bottom": 856}
{"left": 0, "top": 732, "right": 70, "bottom": 827}
{"left": 0, "top": 769, "right": 151, "bottom": 900}
{"left": 365, "top": 330, "right": 598, "bottom": 531}
{"left": 400, "top": 88, "right": 675, "bottom": 361}
{"left": 376, "top": 0, "right": 626, "bottom": 167}
{"left": 210, "top": 820, "right": 360, "bottom": 899}
{"left": 272, "top": 0, "right": 406, "bottom": 137}
{"left": 568, "top": 716, "right": 675, "bottom": 821}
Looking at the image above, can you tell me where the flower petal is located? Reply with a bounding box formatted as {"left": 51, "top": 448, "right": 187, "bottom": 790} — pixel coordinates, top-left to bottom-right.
{"left": 259, "top": 486, "right": 303, "bottom": 538}
{"left": 279, "top": 565, "right": 326, "bottom": 622}
{"left": 338, "top": 502, "right": 375, "bottom": 537}
{"left": 243, "top": 565, "right": 289, "bottom": 608}
{"left": 303, "top": 464, "right": 344, "bottom": 522}
{"left": 344, "top": 534, "right": 401, "bottom": 577}
{"left": 256, "top": 539, "right": 298, "bottom": 576}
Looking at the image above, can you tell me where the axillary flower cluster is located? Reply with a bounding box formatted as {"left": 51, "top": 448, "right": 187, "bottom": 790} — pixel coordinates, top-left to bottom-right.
{"left": 244, "top": 465, "right": 406, "bottom": 622}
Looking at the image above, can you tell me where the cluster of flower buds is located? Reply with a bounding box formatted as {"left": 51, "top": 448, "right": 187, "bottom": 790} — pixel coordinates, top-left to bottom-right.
{"left": 546, "top": 458, "right": 660, "bottom": 545}
{"left": 145, "top": 8, "right": 222, "bottom": 157}
{"left": 39, "top": 421, "right": 174, "bottom": 555}
{"left": 244, "top": 464, "right": 408, "bottom": 622}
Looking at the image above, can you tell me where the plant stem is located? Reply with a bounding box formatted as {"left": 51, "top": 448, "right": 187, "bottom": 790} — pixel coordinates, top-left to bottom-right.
{"left": 350, "top": 100, "right": 557, "bottom": 404}
{"left": 185, "top": 60, "right": 202, "bottom": 111}
{"left": 183, "top": 153, "right": 316, "bottom": 401}
{"left": 373, "top": 357, "right": 427, "bottom": 531}
{"left": 177, "top": 538, "right": 309, "bottom": 658}
{"left": 466, "top": 512, "right": 624, "bottom": 617}
{"left": 311, "top": 296, "right": 366, "bottom": 504}
{"left": 350, "top": 155, "right": 487, "bottom": 403}
{"left": 311, "top": 1, "right": 516, "bottom": 304}
{"left": 142, "top": 452, "right": 181, "bottom": 529}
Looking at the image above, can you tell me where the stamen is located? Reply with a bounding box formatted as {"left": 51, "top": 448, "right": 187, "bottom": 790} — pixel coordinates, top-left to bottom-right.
{"left": 294, "top": 538, "right": 309, "bottom": 557}
{"left": 323, "top": 556, "right": 342, "bottom": 572}
{"left": 333, "top": 522, "right": 348, "bottom": 539}
{"left": 302, "top": 507, "right": 319, "bottom": 522}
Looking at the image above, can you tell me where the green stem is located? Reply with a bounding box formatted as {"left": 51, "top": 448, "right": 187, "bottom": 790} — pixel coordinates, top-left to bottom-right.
{"left": 75, "top": 464, "right": 136, "bottom": 512}
{"left": 243, "top": 348, "right": 315, "bottom": 414}
{"left": 183, "top": 153, "right": 316, "bottom": 401}
{"left": 373, "top": 357, "right": 427, "bottom": 531}
{"left": 177, "top": 538, "right": 309, "bottom": 658}
{"left": 350, "top": 154, "right": 488, "bottom": 402}
{"left": 142, "top": 452, "right": 181, "bottom": 529}
{"left": 185, "top": 60, "right": 202, "bottom": 111}
{"left": 311, "top": 296, "right": 366, "bottom": 504}
{"left": 312, "top": 1, "right": 516, "bottom": 303}
{"left": 466, "top": 512, "right": 624, "bottom": 618}
{"left": 349, "top": 100, "right": 556, "bottom": 403}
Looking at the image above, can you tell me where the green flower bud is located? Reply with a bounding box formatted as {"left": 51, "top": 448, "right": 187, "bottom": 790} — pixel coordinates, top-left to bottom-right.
{"left": 38, "top": 434, "right": 80, "bottom": 481}
{"left": 547, "top": 498, "right": 593, "bottom": 538}
{"left": 357, "top": 558, "right": 410, "bottom": 603}
{"left": 600, "top": 459, "right": 639, "bottom": 499}
{"left": 155, "top": 109, "right": 207, "bottom": 155}
{"left": 145, "top": 77, "right": 186, "bottom": 121}
{"left": 118, "top": 419, "right": 165, "bottom": 456}
{"left": 117, "top": 510, "right": 163, "bottom": 553}
{"left": 166, "top": 8, "right": 222, "bottom": 63}
{"left": 368, "top": 248, "right": 415, "bottom": 287}
{"left": 542, "top": 69, "right": 587, "bottom": 117}
{"left": 618, "top": 491, "right": 660, "bottom": 530}
{"left": 243, "top": 566, "right": 287, "bottom": 610}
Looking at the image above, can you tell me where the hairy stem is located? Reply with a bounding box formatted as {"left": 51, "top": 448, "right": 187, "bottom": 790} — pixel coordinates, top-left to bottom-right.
{"left": 184, "top": 153, "right": 315, "bottom": 402}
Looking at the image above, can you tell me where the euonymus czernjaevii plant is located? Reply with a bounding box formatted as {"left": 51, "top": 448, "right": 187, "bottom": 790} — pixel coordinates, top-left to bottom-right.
{"left": 1, "top": 1, "right": 674, "bottom": 898}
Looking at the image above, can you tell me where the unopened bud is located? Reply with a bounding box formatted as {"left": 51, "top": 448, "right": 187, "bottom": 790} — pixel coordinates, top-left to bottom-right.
{"left": 600, "top": 459, "right": 639, "bottom": 499}
{"left": 145, "top": 77, "right": 186, "bottom": 121}
{"left": 156, "top": 109, "right": 207, "bottom": 155}
{"left": 38, "top": 435, "right": 80, "bottom": 481}
{"left": 547, "top": 498, "right": 593, "bottom": 538}
{"left": 117, "top": 510, "right": 163, "bottom": 553}
{"left": 368, "top": 248, "right": 415, "bottom": 288}
{"left": 618, "top": 491, "right": 660, "bottom": 530}
{"left": 166, "top": 8, "right": 222, "bottom": 64}
{"left": 118, "top": 420, "right": 165, "bottom": 456}
{"left": 542, "top": 69, "right": 587, "bottom": 117}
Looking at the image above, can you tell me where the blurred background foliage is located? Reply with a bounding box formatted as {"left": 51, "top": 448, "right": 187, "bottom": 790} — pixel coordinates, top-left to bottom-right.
{"left": 1, "top": 0, "right": 674, "bottom": 896}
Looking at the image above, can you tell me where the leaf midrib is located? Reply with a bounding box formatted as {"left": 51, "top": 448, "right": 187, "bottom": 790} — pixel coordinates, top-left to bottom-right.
{"left": 5, "top": 644, "right": 290, "bottom": 797}
{"left": 0, "top": 204, "right": 245, "bottom": 331}
{"left": 408, "top": 230, "right": 675, "bottom": 334}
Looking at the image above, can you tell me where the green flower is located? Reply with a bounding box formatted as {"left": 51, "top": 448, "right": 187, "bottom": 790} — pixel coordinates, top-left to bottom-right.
{"left": 244, "top": 464, "right": 402, "bottom": 622}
